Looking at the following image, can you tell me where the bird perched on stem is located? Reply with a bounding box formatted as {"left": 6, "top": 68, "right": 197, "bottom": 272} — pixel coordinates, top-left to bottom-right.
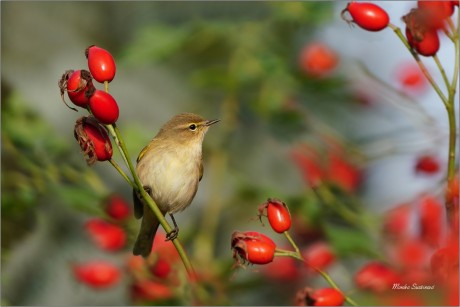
{"left": 132, "top": 113, "right": 219, "bottom": 257}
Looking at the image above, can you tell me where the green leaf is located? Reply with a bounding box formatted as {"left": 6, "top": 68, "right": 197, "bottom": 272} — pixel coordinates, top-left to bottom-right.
{"left": 324, "top": 223, "right": 379, "bottom": 258}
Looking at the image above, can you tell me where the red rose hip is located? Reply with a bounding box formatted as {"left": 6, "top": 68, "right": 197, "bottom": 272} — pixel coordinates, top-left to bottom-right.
{"left": 406, "top": 27, "right": 440, "bottom": 57}
{"left": 87, "top": 89, "right": 119, "bottom": 124}
{"left": 342, "top": 2, "right": 390, "bottom": 32}
{"left": 85, "top": 45, "right": 116, "bottom": 83}
{"left": 73, "top": 261, "right": 121, "bottom": 289}
{"left": 258, "top": 198, "right": 292, "bottom": 233}
{"left": 74, "top": 116, "right": 113, "bottom": 165}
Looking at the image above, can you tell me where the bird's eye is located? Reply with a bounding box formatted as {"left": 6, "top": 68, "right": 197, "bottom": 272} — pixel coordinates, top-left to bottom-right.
{"left": 189, "top": 124, "right": 197, "bottom": 131}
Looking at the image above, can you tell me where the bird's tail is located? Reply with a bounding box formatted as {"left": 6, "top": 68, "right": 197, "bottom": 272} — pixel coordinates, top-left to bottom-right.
{"left": 133, "top": 203, "right": 161, "bottom": 257}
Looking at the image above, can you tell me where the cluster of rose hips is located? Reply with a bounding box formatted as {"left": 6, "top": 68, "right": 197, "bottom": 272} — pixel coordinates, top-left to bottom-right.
{"left": 58, "top": 45, "right": 118, "bottom": 165}
{"left": 342, "top": 1, "right": 459, "bottom": 57}
{"left": 290, "top": 140, "right": 361, "bottom": 194}
{"left": 71, "top": 194, "right": 180, "bottom": 302}
{"left": 72, "top": 195, "right": 131, "bottom": 289}
{"left": 231, "top": 199, "right": 346, "bottom": 306}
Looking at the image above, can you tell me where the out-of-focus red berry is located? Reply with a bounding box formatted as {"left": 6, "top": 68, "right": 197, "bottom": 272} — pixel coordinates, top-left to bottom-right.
{"left": 381, "top": 294, "right": 425, "bottom": 306}
{"left": 395, "top": 62, "right": 427, "bottom": 94}
{"left": 415, "top": 155, "right": 440, "bottom": 174}
{"left": 419, "top": 195, "right": 443, "bottom": 247}
{"left": 150, "top": 258, "right": 171, "bottom": 279}
{"left": 231, "top": 231, "right": 276, "bottom": 265}
{"left": 418, "top": 1, "right": 454, "bottom": 29}
{"left": 87, "top": 89, "right": 119, "bottom": 125}
{"left": 302, "top": 242, "right": 336, "bottom": 272}
{"left": 446, "top": 174, "right": 459, "bottom": 204}
{"left": 85, "top": 45, "right": 116, "bottom": 83}
{"left": 299, "top": 42, "right": 339, "bottom": 78}
{"left": 73, "top": 260, "right": 121, "bottom": 289}
{"left": 383, "top": 204, "right": 412, "bottom": 239}
{"left": 431, "top": 245, "right": 459, "bottom": 283}
{"left": 74, "top": 117, "right": 113, "bottom": 165}
{"left": 343, "top": 2, "right": 390, "bottom": 32}
{"left": 290, "top": 146, "right": 324, "bottom": 187}
{"left": 84, "top": 218, "right": 126, "bottom": 251}
{"left": 406, "top": 27, "right": 440, "bottom": 57}
{"left": 151, "top": 232, "right": 180, "bottom": 262}
{"left": 263, "top": 255, "right": 300, "bottom": 281}
{"left": 355, "top": 262, "right": 401, "bottom": 292}
{"left": 295, "top": 287, "right": 344, "bottom": 306}
{"left": 258, "top": 199, "right": 291, "bottom": 233}
{"left": 326, "top": 153, "right": 361, "bottom": 193}
{"left": 131, "top": 280, "right": 173, "bottom": 301}
{"left": 392, "top": 239, "right": 430, "bottom": 269}
{"left": 400, "top": 268, "right": 432, "bottom": 285}
{"left": 126, "top": 255, "right": 146, "bottom": 275}
{"left": 105, "top": 194, "right": 131, "bottom": 221}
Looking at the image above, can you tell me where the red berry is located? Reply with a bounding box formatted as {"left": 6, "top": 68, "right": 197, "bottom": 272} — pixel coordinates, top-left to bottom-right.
{"left": 85, "top": 45, "right": 116, "bottom": 83}
{"left": 446, "top": 174, "right": 459, "bottom": 204}
{"left": 310, "top": 288, "right": 345, "bottom": 306}
{"left": 233, "top": 231, "right": 276, "bottom": 248}
{"left": 231, "top": 231, "right": 276, "bottom": 265}
{"left": 299, "top": 42, "right": 339, "bottom": 77}
{"left": 326, "top": 153, "right": 361, "bottom": 193}
{"left": 150, "top": 258, "right": 171, "bottom": 279}
{"left": 126, "top": 255, "right": 146, "bottom": 275}
{"left": 262, "top": 255, "right": 300, "bottom": 280}
{"left": 84, "top": 218, "right": 126, "bottom": 251}
{"left": 73, "top": 260, "right": 121, "bottom": 289}
{"left": 406, "top": 27, "right": 440, "bottom": 57}
{"left": 259, "top": 198, "right": 291, "bottom": 233}
{"left": 355, "top": 262, "right": 401, "bottom": 292}
{"left": 87, "top": 89, "right": 119, "bottom": 124}
{"left": 395, "top": 62, "right": 427, "bottom": 93}
{"left": 383, "top": 204, "right": 412, "bottom": 239}
{"left": 302, "top": 242, "right": 336, "bottom": 272}
{"left": 392, "top": 239, "right": 430, "bottom": 269}
{"left": 151, "top": 232, "right": 181, "bottom": 262}
{"left": 131, "top": 280, "right": 173, "bottom": 301}
{"left": 344, "top": 2, "right": 390, "bottom": 32}
{"left": 418, "top": 1, "right": 454, "bottom": 29}
{"left": 58, "top": 70, "right": 94, "bottom": 108}
{"left": 74, "top": 117, "right": 113, "bottom": 165}
{"left": 105, "top": 194, "right": 131, "bottom": 221}
{"left": 415, "top": 155, "right": 440, "bottom": 174}
{"left": 419, "top": 195, "right": 442, "bottom": 247}
{"left": 290, "top": 146, "right": 324, "bottom": 187}
{"left": 295, "top": 287, "right": 344, "bottom": 306}
{"left": 431, "top": 245, "right": 459, "bottom": 282}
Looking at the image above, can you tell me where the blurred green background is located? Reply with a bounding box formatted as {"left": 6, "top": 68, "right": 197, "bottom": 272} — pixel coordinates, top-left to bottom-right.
{"left": 1, "top": 1, "right": 454, "bottom": 306}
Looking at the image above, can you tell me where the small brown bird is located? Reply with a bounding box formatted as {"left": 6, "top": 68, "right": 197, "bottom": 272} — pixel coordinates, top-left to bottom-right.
{"left": 132, "top": 113, "right": 219, "bottom": 257}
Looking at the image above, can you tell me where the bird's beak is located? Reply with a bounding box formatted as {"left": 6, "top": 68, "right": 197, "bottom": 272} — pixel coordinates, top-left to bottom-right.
{"left": 204, "top": 119, "right": 220, "bottom": 126}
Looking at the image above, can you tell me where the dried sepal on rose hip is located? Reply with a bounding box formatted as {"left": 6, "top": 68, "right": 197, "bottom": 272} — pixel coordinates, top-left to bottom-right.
{"left": 295, "top": 287, "right": 345, "bottom": 306}
{"left": 231, "top": 231, "right": 276, "bottom": 266}
{"left": 258, "top": 198, "right": 292, "bottom": 233}
{"left": 341, "top": 2, "right": 389, "bottom": 32}
{"left": 58, "top": 69, "right": 94, "bottom": 110}
{"left": 74, "top": 116, "right": 113, "bottom": 165}
{"left": 85, "top": 45, "right": 116, "bottom": 83}
{"left": 403, "top": 9, "right": 440, "bottom": 57}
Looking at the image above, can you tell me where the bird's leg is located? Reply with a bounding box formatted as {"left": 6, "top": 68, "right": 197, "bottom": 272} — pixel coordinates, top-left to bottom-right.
{"left": 165, "top": 213, "right": 179, "bottom": 241}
